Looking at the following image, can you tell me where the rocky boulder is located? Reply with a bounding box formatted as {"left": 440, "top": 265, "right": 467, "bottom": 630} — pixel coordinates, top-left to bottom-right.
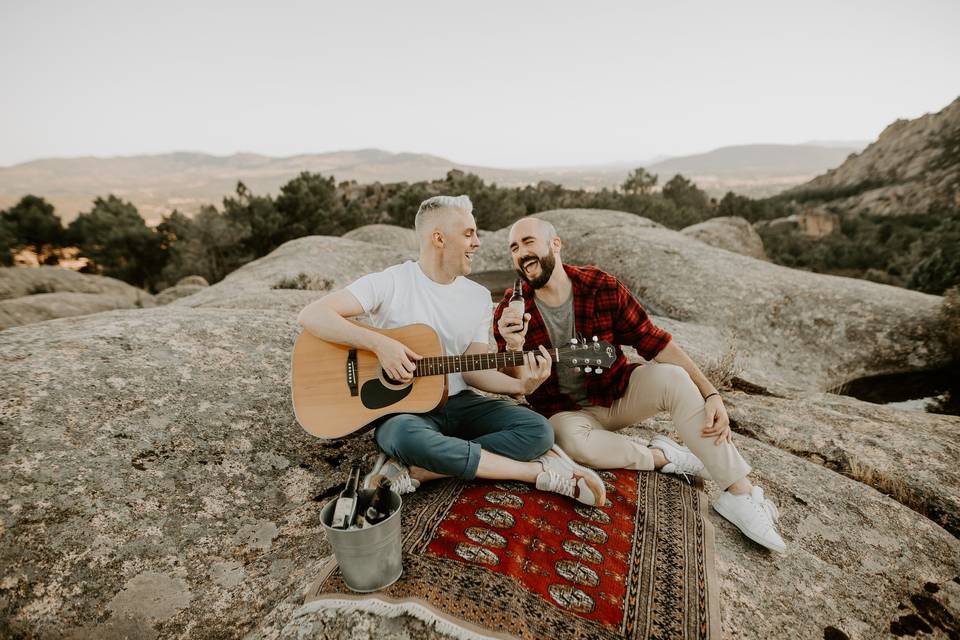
{"left": 155, "top": 276, "right": 210, "bottom": 306}
{"left": 470, "top": 209, "right": 949, "bottom": 393}
{"left": 3, "top": 304, "right": 958, "bottom": 640}
{"left": 0, "top": 291, "right": 153, "bottom": 331}
{"left": 681, "top": 216, "right": 768, "bottom": 260}
{"left": 784, "top": 96, "right": 960, "bottom": 216}
{"left": 0, "top": 266, "right": 150, "bottom": 303}
{"left": 342, "top": 224, "right": 419, "bottom": 253}
{"left": 176, "top": 276, "right": 210, "bottom": 287}
{"left": 723, "top": 391, "right": 960, "bottom": 538}
{"left": 171, "top": 236, "right": 417, "bottom": 312}
{"left": 3, "top": 212, "right": 959, "bottom": 640}
{"left": 0, "top": 266, "right": 155, "bottom": 330}
{"left": 0, "top": 307, "right": 361, "bottom": 638}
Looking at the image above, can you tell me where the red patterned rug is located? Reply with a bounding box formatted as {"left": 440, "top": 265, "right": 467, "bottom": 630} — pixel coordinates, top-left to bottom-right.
{"left": 305, "top": 469, "right": 720, "bottom": 639}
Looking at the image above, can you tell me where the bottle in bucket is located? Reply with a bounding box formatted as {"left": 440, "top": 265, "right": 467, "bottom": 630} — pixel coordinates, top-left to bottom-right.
{"left": 331, "top": 465, "right": 361, "bottom": 529}
{"left": 321, "top": 480, "right": 403, "bottom": 592}
{"left": 365, "top": 478, "right": 393, "bottom": 526}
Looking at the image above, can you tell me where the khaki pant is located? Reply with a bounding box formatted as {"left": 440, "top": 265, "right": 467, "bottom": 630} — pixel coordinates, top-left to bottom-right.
{"left": 550, "top": 362, "right": 751, "bottom": 490}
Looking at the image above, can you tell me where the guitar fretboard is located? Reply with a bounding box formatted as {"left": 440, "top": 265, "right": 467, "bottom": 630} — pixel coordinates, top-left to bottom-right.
{"left": 413, "top": 350, "right": 554, "bottom": 377}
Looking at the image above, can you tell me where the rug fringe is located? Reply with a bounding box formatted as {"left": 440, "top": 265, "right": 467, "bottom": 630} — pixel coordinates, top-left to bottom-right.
{"left": 292, "top": 596, "right": 501, "bottom": 640}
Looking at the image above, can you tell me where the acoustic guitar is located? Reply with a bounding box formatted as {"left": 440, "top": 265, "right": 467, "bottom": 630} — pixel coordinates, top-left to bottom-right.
{"left": 291, "top": 322, "right": 617, "bottom": 439}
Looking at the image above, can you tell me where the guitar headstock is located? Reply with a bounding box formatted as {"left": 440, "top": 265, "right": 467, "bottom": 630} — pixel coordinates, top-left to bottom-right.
{"left": 555, "top": 337, "right": 617, "bottom": 374}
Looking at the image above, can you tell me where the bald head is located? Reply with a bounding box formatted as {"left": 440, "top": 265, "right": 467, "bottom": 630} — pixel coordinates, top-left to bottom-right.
{"left": 508, "top": 217, "right": 563, "bottom": 289}
{"left": 508, "top": 217, "right": 558, "bottom": 248}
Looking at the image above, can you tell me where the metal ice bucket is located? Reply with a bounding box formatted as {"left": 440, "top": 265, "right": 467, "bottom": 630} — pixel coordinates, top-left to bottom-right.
{"left": 320, "top": 488, "right": 403, "bottom": 592}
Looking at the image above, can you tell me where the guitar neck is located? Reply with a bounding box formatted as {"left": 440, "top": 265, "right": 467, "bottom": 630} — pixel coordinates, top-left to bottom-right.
{"left": 413, "top": 348, "right": 559, "bottom": 378}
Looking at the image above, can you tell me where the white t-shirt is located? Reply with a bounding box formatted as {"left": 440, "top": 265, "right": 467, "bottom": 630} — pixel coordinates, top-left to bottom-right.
{"left": 346, "top": 261, "right": 492, "bottom": 396}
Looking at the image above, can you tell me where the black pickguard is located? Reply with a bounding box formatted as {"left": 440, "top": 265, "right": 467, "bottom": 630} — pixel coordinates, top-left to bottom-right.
{"left": 360, "top": 378, "right": 413, "bottom": 409}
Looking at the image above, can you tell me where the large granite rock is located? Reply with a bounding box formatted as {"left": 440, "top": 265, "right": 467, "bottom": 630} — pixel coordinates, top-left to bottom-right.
{"left": 0, "top": 291, "right": 152, "bottom": 331}
{"left": 0, "top": 266, "right": 155, "bottom": 330}
{"left": 681, "top": 216, "right": 768, "bottom": 260}
{"left": 0, "top": 266, "right": 147, "bottom": 302}
{"left": 472, "top": 209, "right": 949, "bottom": 393}
{"left": 0, "top": 308, "right": 353, "bottom": 638}
{"left": 342, "top": 224, "right": 419, "bottom": 253}
{"left": 172, "top": 236, "right": 417, "bottom": 312}
{"left": 723, "top": 391, "right": 960, "bottom": 538}
{"left": 2, "top": 216, "right": 958, "bottom": 639}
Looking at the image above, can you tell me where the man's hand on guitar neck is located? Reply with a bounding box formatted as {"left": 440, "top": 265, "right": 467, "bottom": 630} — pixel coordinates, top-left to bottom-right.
{"left": 373, "top": 334, "right": 422, "bottom": 383}
{"left": 517, "top": 345, "right": 552, "bottom": 395}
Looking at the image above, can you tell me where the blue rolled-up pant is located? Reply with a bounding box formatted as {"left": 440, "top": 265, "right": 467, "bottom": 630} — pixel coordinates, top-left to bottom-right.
{"left": 375, "top": 390, "right": 553, "bottom": 480}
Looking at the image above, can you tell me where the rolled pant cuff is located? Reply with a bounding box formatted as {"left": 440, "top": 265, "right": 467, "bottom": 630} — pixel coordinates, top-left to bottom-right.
{"left": 461, "top": 441, "right": 482, "bottom": 481}
{"left": 711, "top": 462, "right": 753, "bottom": 492}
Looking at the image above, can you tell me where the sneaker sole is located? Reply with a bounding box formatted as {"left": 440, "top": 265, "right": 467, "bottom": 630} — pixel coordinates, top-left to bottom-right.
{"left": 549, "top": 445, "right": 607, "bottom": 507}
{"left": 712, "top": 501, "right": 786, "bottom": 553}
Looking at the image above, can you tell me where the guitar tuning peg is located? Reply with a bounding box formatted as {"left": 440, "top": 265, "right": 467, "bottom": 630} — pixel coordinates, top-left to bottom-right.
{"left": 592, "top": 336, "right": 598, "bottom": 342}
{"left": 571, "top": 358, "right": 578, "bottom": 365}
{"left": 570, "top": 338, "right": 577, "bottom": 344}
{"left": 574, "top": 367, "right": 581, "bottom": 373}
{"left": 595, "top": 367, "right": 603, "bottom": 374}
{"left": 584, "top": 366, "right": 592, "bottom": 373}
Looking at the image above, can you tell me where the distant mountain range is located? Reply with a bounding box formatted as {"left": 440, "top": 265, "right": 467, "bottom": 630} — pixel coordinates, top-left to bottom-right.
{"left": 0, "top": 143, "right": 867, "bottom": 224}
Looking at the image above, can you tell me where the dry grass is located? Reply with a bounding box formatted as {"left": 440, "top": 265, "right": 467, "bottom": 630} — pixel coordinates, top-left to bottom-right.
{"left": 272, "top": 273, "right": 334, "bottom": 291}
{"left": 701, "top": 332, "right": 743, "bottom": 391}
{"left": 846, "top": 459, "right": 928, "bottom": 517}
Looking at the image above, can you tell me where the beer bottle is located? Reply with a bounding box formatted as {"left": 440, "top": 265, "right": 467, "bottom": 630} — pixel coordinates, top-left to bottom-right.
{"left": 508, "top": 278, "right": 525, "bottom": 316}
{"left": 364, "top": 477, "right": 393, "bottom": 526}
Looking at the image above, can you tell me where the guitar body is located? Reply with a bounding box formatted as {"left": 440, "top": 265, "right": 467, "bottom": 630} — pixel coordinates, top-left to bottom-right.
{"left": 291, "top": 323, "right": 448, "bottom": 439}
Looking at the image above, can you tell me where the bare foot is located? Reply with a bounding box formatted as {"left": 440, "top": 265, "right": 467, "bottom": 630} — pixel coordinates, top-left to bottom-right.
{"left": 649, "top": 447, "right": 668, "bottom": 469}
{"left": 409, "top": 466, "right": 450, "bottom": 484}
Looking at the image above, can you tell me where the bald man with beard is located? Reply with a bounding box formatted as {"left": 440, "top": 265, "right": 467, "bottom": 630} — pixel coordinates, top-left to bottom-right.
{"left": 493, "top": 217, "right": 786, "bottom": 553}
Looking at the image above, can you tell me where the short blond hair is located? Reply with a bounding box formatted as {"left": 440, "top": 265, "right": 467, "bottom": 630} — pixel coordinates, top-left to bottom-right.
{"left": 414, "top": 195, "right": 473, "bottom": 236}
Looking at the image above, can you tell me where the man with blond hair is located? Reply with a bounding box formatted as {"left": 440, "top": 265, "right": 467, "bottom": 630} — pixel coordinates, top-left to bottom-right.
{"left": 494, "top": 216, "right": 785, "bottom": 552}
{"left": 297, "top": 197, "right": 605, "bottom": 506}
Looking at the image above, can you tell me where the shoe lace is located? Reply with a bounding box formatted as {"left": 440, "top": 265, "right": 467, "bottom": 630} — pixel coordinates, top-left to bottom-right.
{"left": 750, "top": 487, "right": 779, "bottom": 524}
{"left": 541, "top": 470, "right": 577, "bottom": 498}
{"left": 390, "top": 469, "right": 418, "bottom": 494}
{"left": 662, "top": 457, "right": 702, "bottom": 483}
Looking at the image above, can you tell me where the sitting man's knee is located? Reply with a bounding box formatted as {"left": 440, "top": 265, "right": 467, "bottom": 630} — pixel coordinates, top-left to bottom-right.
{"left": 657, "top": 363, "right": 696, "bottom": 389}
{"left": 552, "top": 419, "right": 587, "bottom": 454}
{"left": 375, "top": 416, "right": 414, "bottom": 456}
{"left": 516, "top": 414, "right": 554, "bottom": 459}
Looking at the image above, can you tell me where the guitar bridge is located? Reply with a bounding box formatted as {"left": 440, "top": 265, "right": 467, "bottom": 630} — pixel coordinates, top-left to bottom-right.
{"left": 346, "top": 349, "right": 359, "bottom": 396}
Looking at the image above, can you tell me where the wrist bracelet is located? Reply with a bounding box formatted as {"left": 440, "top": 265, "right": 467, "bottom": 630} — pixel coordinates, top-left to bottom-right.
{"left": 704, "top": 392, "right": 720, "bottom": 401}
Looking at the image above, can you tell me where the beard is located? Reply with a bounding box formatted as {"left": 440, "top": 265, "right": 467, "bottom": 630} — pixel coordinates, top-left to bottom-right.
{"left": 516, "top": 251, "right": 556, "bottom": 289}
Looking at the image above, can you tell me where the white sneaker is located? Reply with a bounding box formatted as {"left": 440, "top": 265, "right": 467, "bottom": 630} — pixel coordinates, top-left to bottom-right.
{"left": 649, "top": 435, "right": 709, "bottom": 480}
{"left": 534, "top": 444, "right": 606, "bottom": 506}
{"left": 363, "top": 454, "right": 420, "bottom": 495}
{"left": 712, "top": 486, "right": 785, "bottom": 553}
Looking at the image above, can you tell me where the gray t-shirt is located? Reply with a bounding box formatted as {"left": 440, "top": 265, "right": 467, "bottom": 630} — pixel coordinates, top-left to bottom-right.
{"left": 535, "top": 294, "right": 590, "bottom": 406}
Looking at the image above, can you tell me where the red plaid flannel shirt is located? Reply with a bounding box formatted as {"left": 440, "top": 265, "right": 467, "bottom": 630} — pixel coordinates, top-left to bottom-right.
{"left": 493, "top": 264, "right": 672, "bottom": 418}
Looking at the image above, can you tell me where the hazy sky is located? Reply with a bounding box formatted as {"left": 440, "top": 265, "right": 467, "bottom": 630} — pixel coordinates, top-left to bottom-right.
{"left": 2, "top": 0, "right": 958, "bottom": 168}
